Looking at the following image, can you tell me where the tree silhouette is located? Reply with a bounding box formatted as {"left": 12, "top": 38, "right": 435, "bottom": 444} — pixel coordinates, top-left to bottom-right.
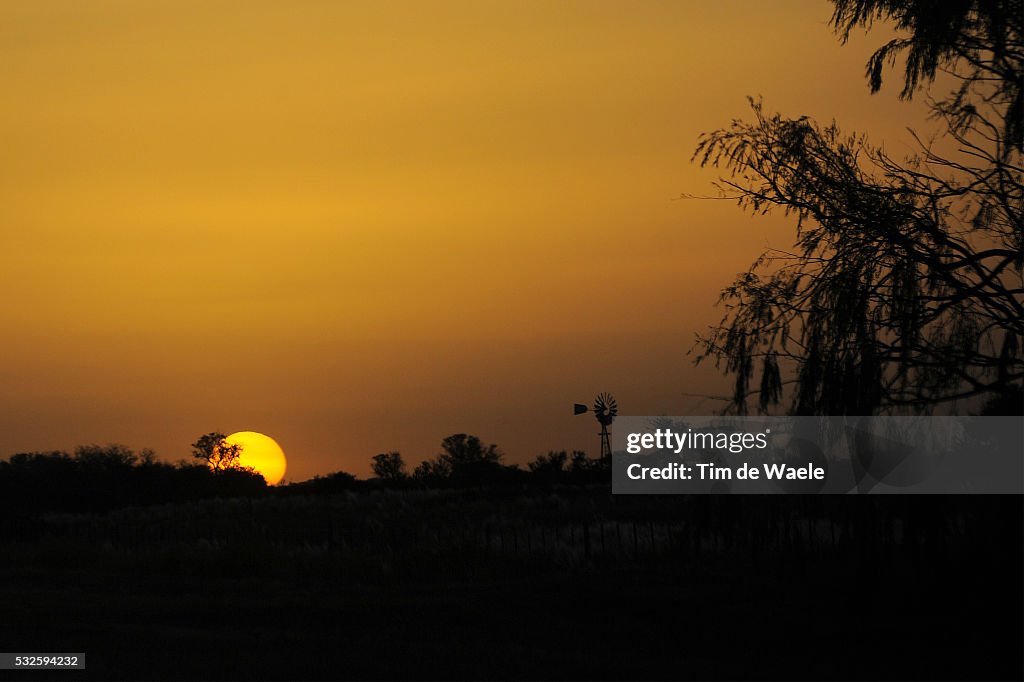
{"left": 191, "top": 432, "right": 243, "bottom": 472}
{"left": 438, "top": 433, "right": 503, "bottom": 483}
{"left": 527, "top": 449, "right": 604, "bottom": 484}
{"left": 409, "top": 434, "right": 508, "bottom": 486}
{"left": 528, "top": 450, "right": 569, "bottom": 483}
{"left": 0, "top": 444, "right": 266, "bottom": 515}
{"left": 412, "top": 458, "right": 450, "bottom": 484}
{"left": 691, "top": 0, "right": 1022, "bottom": 415}
{"left": 279, "top": 469, "right": 359, "bottom": 495}
{"left": 371, "top": 451, "right": 407, "bottom": 481}
{"left": 830, "top": 0, "right": 1022, "bottom": 153}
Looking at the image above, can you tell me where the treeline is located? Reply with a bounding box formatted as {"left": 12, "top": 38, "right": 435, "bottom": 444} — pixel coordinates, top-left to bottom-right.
{"left": 366, "top": 433, "right": 607, "bottom": 487}
{"left": 280, "top": 433, "right": 608, "bottom": 496}
{"left": 0, "top": 434, "right": 610, "bottom": 515}
{"left": 0, "top": 445, "right": 266, "bottom": 515}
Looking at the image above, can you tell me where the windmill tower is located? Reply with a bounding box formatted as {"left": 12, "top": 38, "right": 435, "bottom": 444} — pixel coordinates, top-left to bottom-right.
{"left": 573, "top": 392, "right": 617, "bottom": 460}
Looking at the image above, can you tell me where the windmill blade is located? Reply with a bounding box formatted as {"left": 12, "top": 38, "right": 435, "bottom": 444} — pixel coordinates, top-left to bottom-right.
{"left": 593, "top": 392, "right": 617, "bottom": 426}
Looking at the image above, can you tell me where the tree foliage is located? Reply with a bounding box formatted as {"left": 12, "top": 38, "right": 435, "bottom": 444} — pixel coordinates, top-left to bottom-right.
{"left": 0, "top": 445, "right": 266, "bottom": 516}
{"left": 830, "top": 0, "right": 1022, "bottom": 152}
{"left": 411, "top": 434, "right": 505, "bottom": 486}
{"left": 692, "top": 0, "right": 1022, "bottom": 415}
{"left": 279, "top": 470, "right": 360, "bottom": 495}
{"left": 191, "top": 432, "right": 243, "bottom": 472}
{"left": 527, "top": 449, "right": 608, "bottom": 485}
{"left": 371, "top": 451, "right": 407, "bottom": 481}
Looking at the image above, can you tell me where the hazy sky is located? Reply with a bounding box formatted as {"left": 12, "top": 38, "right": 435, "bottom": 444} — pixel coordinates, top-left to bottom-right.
{"left": 1, "top": 1, "right": 936, "bottom": 479}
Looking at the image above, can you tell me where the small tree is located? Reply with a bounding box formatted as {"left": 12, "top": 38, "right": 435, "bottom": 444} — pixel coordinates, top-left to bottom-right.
{"left": 371, "top": 451, "right": 407, "bottom": 482}
{"left": 438, "top": 434, "right": 502, "bottom": 468}
{"left": 191, "top": 432, "right": 243, "bottom": 472}
{"left": 412, "top": 458, "right": 450, "bottom": 485}
{"left": 529, "top": 450, "right": 568, "bottom": 473}
{"left": 410, "top": 434, "right": 505, "bottom": 486}
{"left": 528, "top": 450, "right": 569, "bottom": 484}
{"left": 569, "top": 450, "right": 598, "bottom": 475}
{"left": 438, "top": 433, "right": 503, "bottom": 485}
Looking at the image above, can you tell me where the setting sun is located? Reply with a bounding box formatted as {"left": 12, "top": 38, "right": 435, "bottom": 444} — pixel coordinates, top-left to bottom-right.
{"left": 225, "top": 431, "right": 287, "bottom": 486}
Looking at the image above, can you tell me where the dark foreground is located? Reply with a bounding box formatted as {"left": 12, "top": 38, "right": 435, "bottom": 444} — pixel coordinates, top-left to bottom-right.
{"left": 1, "top": 491, "right": 1020, "bottom": 681}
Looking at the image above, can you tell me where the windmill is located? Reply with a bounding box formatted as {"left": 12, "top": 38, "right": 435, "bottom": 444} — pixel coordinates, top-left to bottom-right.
{"left": 573, "top": 392, "right": 617, "bottom": 459}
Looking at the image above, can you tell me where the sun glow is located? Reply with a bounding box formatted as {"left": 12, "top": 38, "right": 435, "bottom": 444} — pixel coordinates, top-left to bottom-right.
{"left": 225, "top": 431, "right": 287, "bottom": 485}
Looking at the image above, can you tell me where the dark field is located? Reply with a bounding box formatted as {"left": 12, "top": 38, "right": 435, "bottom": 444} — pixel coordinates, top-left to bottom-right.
{"left": 1, "top": 491, "right": 1021, "bottom": 681}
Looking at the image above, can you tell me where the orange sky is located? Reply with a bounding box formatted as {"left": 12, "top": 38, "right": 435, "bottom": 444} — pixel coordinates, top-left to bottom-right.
{"left": 0, "top": 1, "right": 937, "bottom": 480}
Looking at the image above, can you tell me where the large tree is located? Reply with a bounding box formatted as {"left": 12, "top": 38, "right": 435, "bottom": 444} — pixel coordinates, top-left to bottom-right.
{"left": 692, "top": 0, "right": 1022, "bottom": 415}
